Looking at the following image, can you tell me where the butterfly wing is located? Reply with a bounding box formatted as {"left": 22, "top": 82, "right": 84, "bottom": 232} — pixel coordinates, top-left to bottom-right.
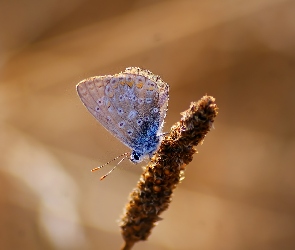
{"left": 77, "top": 74, "right": 132, "bottom": 149}
{"left": 123, "top": 67, "right": 169, "bottom": 137}
{"left": 76, "top": 67, "right": 169, "bottom": 154}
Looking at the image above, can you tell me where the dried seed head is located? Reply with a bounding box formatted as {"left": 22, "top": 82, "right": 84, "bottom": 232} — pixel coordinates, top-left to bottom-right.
{"left": 120, "top": 95, "right": 218, "bottom": 250}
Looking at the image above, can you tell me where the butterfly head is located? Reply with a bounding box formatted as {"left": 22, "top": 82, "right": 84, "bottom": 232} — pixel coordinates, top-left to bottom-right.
{"left": 130, "top": 151, "right": 144, "bottom": 163}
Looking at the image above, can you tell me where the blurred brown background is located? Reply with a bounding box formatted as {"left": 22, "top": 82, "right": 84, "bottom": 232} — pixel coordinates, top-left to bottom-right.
{"left": 1, "top": 0, "right": 295, "bottom": 249}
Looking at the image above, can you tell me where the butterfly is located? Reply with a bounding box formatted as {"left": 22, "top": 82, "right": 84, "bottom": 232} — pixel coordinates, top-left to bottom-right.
{"left": 76, "top": 67, "right": 169, "bottom": 180}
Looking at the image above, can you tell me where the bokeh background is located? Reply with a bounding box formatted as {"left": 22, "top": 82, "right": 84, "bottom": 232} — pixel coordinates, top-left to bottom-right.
{"left": 1, "top": 0, "right": 295, "bottom": 249}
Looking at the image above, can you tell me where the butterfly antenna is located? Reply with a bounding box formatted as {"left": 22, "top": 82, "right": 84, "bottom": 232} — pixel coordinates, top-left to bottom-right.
{"left": 99, "top": 153, "right": 129, "bottom": 180}
{"left": 90, "top": 152, "right": 130, "bottom": 180}
{"left": 91, "top": 152, "right": 129, "bottom": 172}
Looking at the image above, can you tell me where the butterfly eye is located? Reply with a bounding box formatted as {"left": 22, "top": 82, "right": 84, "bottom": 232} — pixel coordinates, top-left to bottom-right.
{"left": 133, "top": 154, "right": 140, "bottom": 161}
{"left": 130, "top": 151, "right": 141, "bottom": 163}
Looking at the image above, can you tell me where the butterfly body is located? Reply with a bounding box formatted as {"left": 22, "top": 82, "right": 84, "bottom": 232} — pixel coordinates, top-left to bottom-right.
{"left": 76, "top": 67, "right": 169, "bottom": 169}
